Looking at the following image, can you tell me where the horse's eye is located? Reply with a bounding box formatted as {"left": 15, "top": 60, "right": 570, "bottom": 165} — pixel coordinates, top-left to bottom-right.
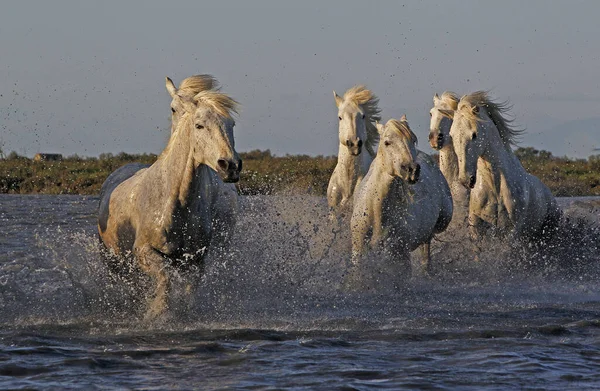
{"left": 195, "top": 124, "right": 205, "bottom": 130}
{"left": 472, "top": 133, "right": 477, "bottom": 140}
{"left": 384, "top": 141, "right": 391, "bottom": 146}
{"left": 338, "top": 116, "right": 342, "bottom": 121}
{"left": 171, "top": 107, "right": 176, "bottom": 113}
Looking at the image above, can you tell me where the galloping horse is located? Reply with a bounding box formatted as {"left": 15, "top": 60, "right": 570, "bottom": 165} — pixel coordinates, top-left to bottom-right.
{"left": 328, "top": 85, "right": 381, "bottom": 218}
{"left": 351, "top": 116, "right": 453, "bottom": 277}
{"left": 444, "top": 91, "right": 560, "bottom": 242}
{"left": 98, "top": 75, "right": 241, "bottom": 318}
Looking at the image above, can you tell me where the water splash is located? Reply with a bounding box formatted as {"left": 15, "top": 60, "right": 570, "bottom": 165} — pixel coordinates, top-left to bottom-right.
{"left": 1, "top": 195, "right": 599, "bottom": 332}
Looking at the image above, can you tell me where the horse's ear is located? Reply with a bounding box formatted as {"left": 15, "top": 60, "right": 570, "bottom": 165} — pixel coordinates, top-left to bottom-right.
{"left": 400, "top": 114, "right": 407, "bottom": 122}
{"left": 333, "top": 91, "right": 343, "bottom": 108}
{"left": 166, "top": 77, "right": 177, "bottom": 98}
{"left": 375, "top": 121, "right": 385, "bottom": 135}
{"left": 438, "top": 109, "right": 454, "bottom": 119}
{"left": 433, "top": 93, "right": 440, "bottom": 104}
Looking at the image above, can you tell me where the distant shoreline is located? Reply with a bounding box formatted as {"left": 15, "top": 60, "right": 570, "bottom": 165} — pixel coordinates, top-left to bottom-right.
{"left": 0, "top": 148, "right": 598, "bottom": 197}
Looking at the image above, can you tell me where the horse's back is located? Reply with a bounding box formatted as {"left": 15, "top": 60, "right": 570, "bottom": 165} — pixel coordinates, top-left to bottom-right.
{"left": 98, "top": 163, "right": 149, "bottom": 234}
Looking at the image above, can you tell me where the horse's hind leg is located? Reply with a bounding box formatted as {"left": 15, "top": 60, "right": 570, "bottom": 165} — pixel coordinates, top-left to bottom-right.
{"left": 135, "top": 244, "right": 170, "bottom": 320}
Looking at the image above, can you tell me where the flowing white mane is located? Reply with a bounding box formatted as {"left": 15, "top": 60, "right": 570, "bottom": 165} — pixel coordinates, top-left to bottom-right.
{"left": 385, "top": 118, "right": 418, "bottom": 145}
{"left": 439, "top": 91, "right": 459, "bottom": 109}
{"left": 193, "top": 90, "right": 239, "bottom": 120}
{"left": 459, "top": 91, "right": 524, "bottom": 147}
{"left": 342, "top": 85, "right": 381, "bottom": 156}
{"left": 178, "top": 74, "right": 220, "bottom": 98}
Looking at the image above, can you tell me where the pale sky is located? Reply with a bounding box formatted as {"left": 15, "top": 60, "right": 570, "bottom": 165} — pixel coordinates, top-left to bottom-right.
{"left": 1, "top": 1, "right": 599, "bottom": 158}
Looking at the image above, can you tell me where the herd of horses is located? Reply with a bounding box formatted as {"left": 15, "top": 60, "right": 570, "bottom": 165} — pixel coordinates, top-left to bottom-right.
{"left": 97, "top": 74, "right": 561, "bottom": 318}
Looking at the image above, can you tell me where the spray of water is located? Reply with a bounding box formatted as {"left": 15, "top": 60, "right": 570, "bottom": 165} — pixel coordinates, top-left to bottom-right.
{"left": 1, "top": 195, "right": 599, "bottom": 332}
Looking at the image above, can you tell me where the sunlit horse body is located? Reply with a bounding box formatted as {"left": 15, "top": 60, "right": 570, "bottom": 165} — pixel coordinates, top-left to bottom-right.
{"left": 98, "top": 75, "right": 242, "bottom": 318}
{"left": 446, "top": 91, "right": 560, "bottom": 242}
{"left": 351, "top": 116, "right": 453, "bottom": 276}
{"left": 327, "top": 85, "right": 381, "bottom": 217}
{"left": 428, "top": 92, "right": 472, "bottom": 217}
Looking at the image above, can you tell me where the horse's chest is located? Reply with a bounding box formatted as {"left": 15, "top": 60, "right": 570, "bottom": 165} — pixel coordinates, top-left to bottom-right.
{"left": 474, "top": 185, "right": 518, "bottom": 228}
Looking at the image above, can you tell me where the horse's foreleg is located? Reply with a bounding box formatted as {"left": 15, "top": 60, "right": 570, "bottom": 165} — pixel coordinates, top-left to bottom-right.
{"left": 417, "top": 241, "right": 432, "bottom": 277}
{"left": 135, "top": 244, "right": 170, "bottom": 319}
{"left": 469, "top": 214, "right": 484, "bottom": 262}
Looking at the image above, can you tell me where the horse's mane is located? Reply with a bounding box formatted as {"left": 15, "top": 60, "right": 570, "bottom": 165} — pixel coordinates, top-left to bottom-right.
{"left": 459, "top": 91, "right": 524, "bottom": 147}
{"left": 343, "top": 85, "right": 381, "bottom": 156}
{"left": 178, "top": 74, "right": 220, "bottom": 98}
{"left": 386, "top": 118, "right": 418, "bottom": 145}
{"left": 193, "top": 90, "right": 239, "bottom": 119}
{"left": 439, "top": 91, "right": 459, "bottom": 110}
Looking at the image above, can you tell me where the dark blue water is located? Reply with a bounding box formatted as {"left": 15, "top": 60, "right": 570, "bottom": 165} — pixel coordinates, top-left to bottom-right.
{"left": 1, "top": 194, "right": 600, "bottom": 390}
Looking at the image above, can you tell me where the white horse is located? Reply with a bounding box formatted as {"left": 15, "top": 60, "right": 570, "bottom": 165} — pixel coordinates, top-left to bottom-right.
{"left": 350, "top": 116, "right": 453, "bottom": 277}
{"left": 98, "top": 75, "right": 241, "bottom": 318}
{"left": 443, "top": 91, "right": 561, "bottom": 242}
{"left": 428, "top": 92, "right": 471, "bottom": 216}
{"left": 328, "top": 85, "right": 381, "bottom": 217}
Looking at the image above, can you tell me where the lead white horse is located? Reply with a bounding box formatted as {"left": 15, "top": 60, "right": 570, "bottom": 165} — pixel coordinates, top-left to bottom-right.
{"left": 444, "top": 91, "right": 561, "bottom": 242}
{"left": 328, "top": 85, "right": 381, "bottom": 217}
{"left": 350, "top": 116, "right": 453, "bottom": 277}
{"left": 428, "top": 92, "right": 471, "bottom": 216}
{"left": 98, "top": 75, "right": 241, "bottom": 318}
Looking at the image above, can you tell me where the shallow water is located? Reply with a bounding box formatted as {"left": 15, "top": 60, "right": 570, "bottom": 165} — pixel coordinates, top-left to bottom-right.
{"left": 1, "top": 194, "right": 600, "bottom": 390}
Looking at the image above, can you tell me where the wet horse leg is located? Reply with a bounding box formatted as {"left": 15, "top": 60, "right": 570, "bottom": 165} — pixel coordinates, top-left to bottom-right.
{"left": 417, "top": 241, "right": 432, "bottom": 277}
{"left": 135, "top": 244, "right": 170, "bottom": 319}
{"left": 469, "top": 214, "right": 485, "bottom": 262}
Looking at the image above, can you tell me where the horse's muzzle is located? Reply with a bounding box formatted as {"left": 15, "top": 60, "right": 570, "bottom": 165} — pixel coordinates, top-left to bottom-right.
{"left": 468, "top": 175, "right": 476, "bottom": 188}
{"left": 218, "top": 158, "right": 242, "bottom": 183}
{"left": 428, "top": 132, "right": 444, "bottom": 150}
{"left": 346, "top": 139, "right": 363, "bottom": 156}
{"left": 407, "top": 163, "right": 421, "bottom": 184}
{"left": 460, "top": 175, "right": 477, "bottom": 189}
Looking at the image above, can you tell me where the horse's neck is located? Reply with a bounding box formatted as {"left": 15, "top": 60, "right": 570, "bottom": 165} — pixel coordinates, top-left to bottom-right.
{"left": 480, "top": 130, "right": 523, "bottom": 189}
{"left": 372, "top": 156, "right": 408, "bottom": 205}
{"left": 438, "top": 142, "right": 459, "bottom": 184}
{"left": 337, "top": 146, "right": 370, "bottom": 190}
{"left": 151, "top": 128, "right": 201, "bottom": 209}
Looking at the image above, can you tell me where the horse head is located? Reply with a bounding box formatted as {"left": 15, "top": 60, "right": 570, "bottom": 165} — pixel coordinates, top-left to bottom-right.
{"left": 450, "top": 91, "right": 520, "bottom": 190}
{"left": 449, "top": 100, "right": 483, "bottom": 189}
{"left": 378, "top": 115, "right": 420, "bottom": 184}
{"left": 429, "top": 92, "right": 459, "bottom": 150}
{"left": 333, "top": 85, "right": 380, "bottom": 157}
{"left": 167, "top": 77, "right": 242, "bottom": 183}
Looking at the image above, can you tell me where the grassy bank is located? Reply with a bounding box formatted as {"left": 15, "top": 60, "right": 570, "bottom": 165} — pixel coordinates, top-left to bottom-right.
{"left": 0, "top": 148, "right": 598, "bottom": 196}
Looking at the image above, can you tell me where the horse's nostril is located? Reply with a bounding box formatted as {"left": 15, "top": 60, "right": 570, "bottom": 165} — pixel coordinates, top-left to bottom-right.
{"left": 217, "top": 159, "right": 229, "bottom": 171}
{"left": 428, "top": 133, "right": 434, "bottom": 141}
{"left": 438, "top": 134, "right": 444, "bottom": 143}
{"left": 469, "top": 175, "right": 476, "bottom": 188}
{"left": 357, "top": 139, "right": 363, "bottom": 148}
{"left": 237, "top": 159, "right": 243, "bottom": 172}
{"left": 346, "top": 140, "right": 353, "bottom": 148}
